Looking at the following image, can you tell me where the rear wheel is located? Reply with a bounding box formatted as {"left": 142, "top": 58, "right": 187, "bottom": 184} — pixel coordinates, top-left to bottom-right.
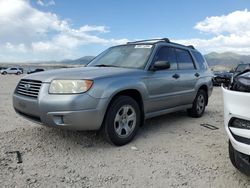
{"left": 187, "top": 89, "right": 207, "bottom": 118}
{"left": 2, "top": 71, "right": 7, "bottom": 75}
{"left": 101, "top": 96, "right": 141, "bottom": 146}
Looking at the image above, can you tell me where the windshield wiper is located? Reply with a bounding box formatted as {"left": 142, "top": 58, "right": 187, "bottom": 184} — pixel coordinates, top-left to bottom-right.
{"left": 94, "top": 64, "right": 118, "bottom": 67}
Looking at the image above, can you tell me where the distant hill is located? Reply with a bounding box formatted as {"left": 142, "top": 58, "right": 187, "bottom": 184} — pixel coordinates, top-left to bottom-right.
{"left": 204, "top": 52, "right": 250, "bottom": 68}
{"left": 0, "top": 56, "right": 95, "bottom": 66}
{"left": 1, "top": 52, "right": 250, "bottom": 71}
{"left": 60, "top": 56, "right": 95, "bottom": 65}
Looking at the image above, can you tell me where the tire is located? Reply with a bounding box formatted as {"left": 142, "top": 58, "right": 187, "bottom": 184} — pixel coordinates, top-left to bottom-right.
{"left": 229, "top": 140, "right": 237, "bottom": 168}
{"left": 187, "top": 89, "right": 207, "bottom": 118}
{"left": 2, "top": 71, "right": 7, "bottom": 75}
{"left": 101, "top": 96, "right": 141, "bottom": 146}
{"left": 16, "top": 72, "right": 20, "bottom": 75}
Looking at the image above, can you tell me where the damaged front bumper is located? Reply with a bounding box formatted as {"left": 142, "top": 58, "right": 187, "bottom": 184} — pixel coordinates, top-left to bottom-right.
{"left": 223, "top": 87, "right": 250, "bottom": 174}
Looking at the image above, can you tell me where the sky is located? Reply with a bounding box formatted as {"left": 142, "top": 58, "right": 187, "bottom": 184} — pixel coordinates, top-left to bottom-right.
{"left": 1, "top": 0, "right": 250, "bottom": 62}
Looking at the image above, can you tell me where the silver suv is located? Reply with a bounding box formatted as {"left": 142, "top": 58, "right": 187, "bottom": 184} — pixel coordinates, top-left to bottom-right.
{"left": 13, "top": 38, "right": 213, "bottom": 145}
{"left": 1, "top": 67, "right": 22, "bottom": 75}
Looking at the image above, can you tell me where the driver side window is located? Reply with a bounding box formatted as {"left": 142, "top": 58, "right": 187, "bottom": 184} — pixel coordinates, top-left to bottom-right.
{"left": 154, "top": 47, "right": 178, "bottom": 70}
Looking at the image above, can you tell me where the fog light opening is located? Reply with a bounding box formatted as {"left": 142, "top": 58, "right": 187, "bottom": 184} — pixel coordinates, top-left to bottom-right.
{"left": 230, "top": 118, "right": 250, "bottom": 130}
{"left": 53, "top": 115, "right": 64, "bottom": 125}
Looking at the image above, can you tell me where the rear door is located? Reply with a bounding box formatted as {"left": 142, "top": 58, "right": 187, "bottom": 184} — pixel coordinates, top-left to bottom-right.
{"left": 174, "top": 48, "right": 198, "bottom": 105}
{"left": 145, "top": 46, "right": 180, "bottom": 112}
{"left": 10, "top": 68, "right": 17, "bottom": 74}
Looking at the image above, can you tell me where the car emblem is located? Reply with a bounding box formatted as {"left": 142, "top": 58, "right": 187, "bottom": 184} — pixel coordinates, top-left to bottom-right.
{"left": 24, "top": 84, "right": 31, "bottom": 90}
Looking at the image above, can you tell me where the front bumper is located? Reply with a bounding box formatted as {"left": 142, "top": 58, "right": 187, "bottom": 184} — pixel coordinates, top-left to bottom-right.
{"left": 231, "top": 142, "right": 250, "bottom": 176}
{"left": 13, "top": 83, "right": 108, "bottom": 130}
{"left": 222, "top": 87, "right": 250, "bottom": 155}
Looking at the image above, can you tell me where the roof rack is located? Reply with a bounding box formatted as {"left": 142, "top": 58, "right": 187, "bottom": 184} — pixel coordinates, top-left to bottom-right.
{"left": 126, "top": 38, "right": 196, "bottom": 50}
{"left": 127, "top": 38, "right": 170, "bottom": 44}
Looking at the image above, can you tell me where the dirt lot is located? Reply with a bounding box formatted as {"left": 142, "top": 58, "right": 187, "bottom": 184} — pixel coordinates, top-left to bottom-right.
{"left": 0, "top": 75, "right": 250, "bottom": 188}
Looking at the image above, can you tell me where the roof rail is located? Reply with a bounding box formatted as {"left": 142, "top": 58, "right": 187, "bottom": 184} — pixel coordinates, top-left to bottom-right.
{"left": 126, "top": 38, "right": 196, "bottom": 50}
{"left": 187, "top": 45, "right": 195, "bottom": 49}
{"left": 127, "top": 38, "right": 170, "bottom": 44}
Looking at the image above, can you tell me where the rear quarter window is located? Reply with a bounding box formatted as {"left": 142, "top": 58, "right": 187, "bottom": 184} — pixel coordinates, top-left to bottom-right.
{"left": 192, "top": 51, "right": 207, "bottom": 70}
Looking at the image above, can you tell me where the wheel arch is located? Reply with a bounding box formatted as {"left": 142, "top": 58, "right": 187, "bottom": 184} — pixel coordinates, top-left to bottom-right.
{"left": 103, "top": 89, "right": 145, "bottom": 127}
{"left": 198, "top": 84, "right": 208, "bottom": 105}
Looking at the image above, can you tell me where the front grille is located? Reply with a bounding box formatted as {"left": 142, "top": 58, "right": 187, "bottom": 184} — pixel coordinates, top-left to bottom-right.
{"left": 16, "top": 79, "right": 42, "bottom": 98}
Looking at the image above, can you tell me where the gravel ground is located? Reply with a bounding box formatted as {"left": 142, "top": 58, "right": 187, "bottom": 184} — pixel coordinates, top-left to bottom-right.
{"left": 1, "top": 75, "right": 250, "bottom": 188}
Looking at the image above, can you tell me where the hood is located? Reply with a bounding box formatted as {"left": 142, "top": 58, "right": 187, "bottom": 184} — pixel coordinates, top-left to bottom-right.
{"left": 23, "top": 67, "right": 144, "bottom": 82}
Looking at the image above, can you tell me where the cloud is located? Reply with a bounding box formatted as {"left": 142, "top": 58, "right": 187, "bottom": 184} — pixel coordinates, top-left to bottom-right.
{"left": 194, "top": 9, "right": 250, "bottom": 35}
{"left": 37, "top": 0, "right": 55, "bottom": 7}
{"left": 177, "top": 9, "right": 250, "bottom": 54}
{"left": 0, "top": 0, "right": 128, "bottom": 61}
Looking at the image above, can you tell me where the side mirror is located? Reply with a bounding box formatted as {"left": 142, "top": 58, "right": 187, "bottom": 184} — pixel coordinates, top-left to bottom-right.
{"left": 152, "top": 61, "right": 170, "bottom": 71}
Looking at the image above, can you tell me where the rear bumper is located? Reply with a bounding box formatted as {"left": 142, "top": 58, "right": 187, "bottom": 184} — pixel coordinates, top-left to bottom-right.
{"left": 13, "top": 83, "right": 109, "bottom": 130}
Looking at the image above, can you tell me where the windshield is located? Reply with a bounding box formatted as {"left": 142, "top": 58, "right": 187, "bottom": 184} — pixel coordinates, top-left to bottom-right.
{"left": 236, "top": 64, "right": 250, "bottom": 72}
{"left": 87, "top": 44, "right": 153, "bottom": 69}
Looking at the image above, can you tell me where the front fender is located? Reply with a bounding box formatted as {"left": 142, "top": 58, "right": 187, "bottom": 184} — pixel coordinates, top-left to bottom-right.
{"left": 88, "top": 77, "right": 148, "bottom": 100}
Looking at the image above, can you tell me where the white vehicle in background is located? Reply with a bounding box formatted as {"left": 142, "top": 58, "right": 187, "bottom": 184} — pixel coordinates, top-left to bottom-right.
{"left": 0, "top": 67, "right": 22, "bottom": 75}
{"left": 223, "top": 71, "right": 250, "bottom": 176}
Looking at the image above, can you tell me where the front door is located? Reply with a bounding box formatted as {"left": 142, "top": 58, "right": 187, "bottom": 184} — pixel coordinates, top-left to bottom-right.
{"left": 145, "top": 46, "right": 181, "bottom": 113}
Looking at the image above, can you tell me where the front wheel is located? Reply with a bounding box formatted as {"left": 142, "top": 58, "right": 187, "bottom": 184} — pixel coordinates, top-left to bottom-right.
{"left": 187, "top": 89, "right": 207, "bottom": 118}
{"left": 101, "top": 96, "right": 141, "bottom": 146}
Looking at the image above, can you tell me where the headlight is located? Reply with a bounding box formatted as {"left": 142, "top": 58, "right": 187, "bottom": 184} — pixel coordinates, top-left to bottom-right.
{"left": 49, "top": 80, "right": 93, "bottom": 94}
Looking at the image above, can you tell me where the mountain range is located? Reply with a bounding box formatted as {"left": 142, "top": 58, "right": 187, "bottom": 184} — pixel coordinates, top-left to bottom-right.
{"left": 204, "top": 52, "right": 250, "bottom": 68}
{"left": 68, "top": 52, "right": 250, "bottom": 68}
{"left": 1, "top": 52, "right": 249, "bottom": 70}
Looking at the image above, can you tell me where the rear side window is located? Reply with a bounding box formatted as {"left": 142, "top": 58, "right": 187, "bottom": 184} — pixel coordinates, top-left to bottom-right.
{"left": 175, "top": 49, "right": 195, "bottom": 70}
{"left": 10, "top": 68, "right": 16, "bottom": 70}
{"left": 192, "top": 51, "right": 207, "bottom": 70}
{"left": 154, "top": 47, "right": 177, "bottom": 70}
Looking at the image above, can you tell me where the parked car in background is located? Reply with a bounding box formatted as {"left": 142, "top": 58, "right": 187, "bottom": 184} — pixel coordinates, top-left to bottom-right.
{"left": 223, "top": 71, "right": 250, "bottom": 176}
{"left": 1, "top": 67, "right": 23, "bottom": 75}
{"left": 27, "top": 68, "right": 45, "bottom": 74}
{"left": 0, "top": 67, "right": 7, "bottom": 70}
{"left": 212, "top": 71, "right": 232, "bottom": 86}
{"left": 13, "top": 38, "right": 213, "bottom": 146}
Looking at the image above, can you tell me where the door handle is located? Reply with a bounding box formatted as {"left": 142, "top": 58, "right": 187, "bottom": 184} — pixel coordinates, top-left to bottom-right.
{"left": 195, "top": 73, "right": 200, "bottom": 77}
{"left": 172, "top": 73, "right": 180, "bottom": 79}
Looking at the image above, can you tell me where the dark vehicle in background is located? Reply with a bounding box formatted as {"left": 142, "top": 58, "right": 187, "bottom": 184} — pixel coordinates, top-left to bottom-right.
{"left": 27, "top": 68, "right": 45, "bottom": 74}
{"left": 0, "top": 67, "right": 7, "bottom": 70}
{"left": 212, "top": 71, "right": 232, "bottom": 86}
{"left": 234, "top": 63, "right": 250, "bottom": 76}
